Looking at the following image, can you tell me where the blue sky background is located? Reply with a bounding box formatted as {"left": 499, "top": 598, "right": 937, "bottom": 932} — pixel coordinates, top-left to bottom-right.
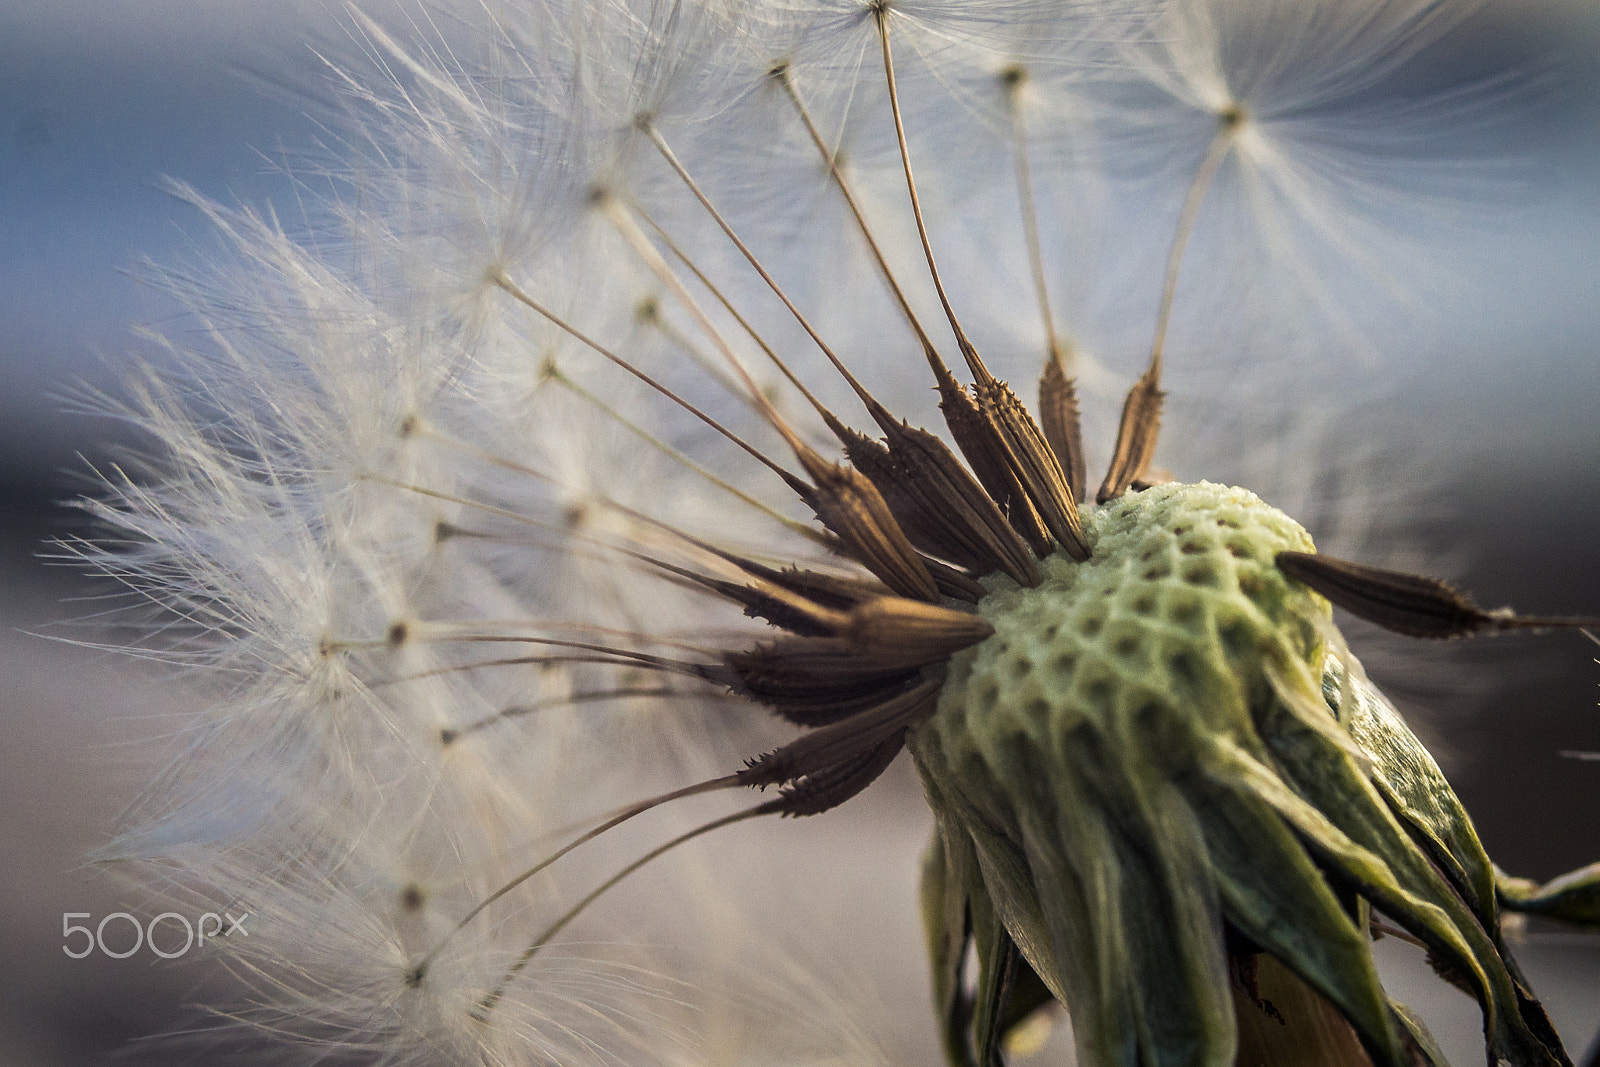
{"left": 1, "top": 1, "right": 350, "bottom": 481}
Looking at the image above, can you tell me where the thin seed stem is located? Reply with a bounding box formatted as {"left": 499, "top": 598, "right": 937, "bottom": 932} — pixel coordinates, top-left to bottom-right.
{"left": 449, "top": 686, "right": 732, "bottom": 742}
{"left": 408, "top": 443, "right": 832, "bottom": 555}
{"left": 551, "top": 370, "right": 821, "bottom": 542}
{"left": 387, "top": 478, "right": 793, "bottom": 606}
{"left": 774, "top": 66, "right": 946, "bottom": 368}
{"left": 417, "top": 775, "right": 749, "bottom": 982}
{"left": 471, "top": 802, "right": 777, "bottom": 1021}
{"left": 642, "top": 123, "right": 896, "bottom": 430}
{"left": 1149, "top": 110, "right": 1241, "bottom": 374}
{"left": 1005, "top": 69, "right": 1063, "bottom": 365}
{"left": 599, "top": 197, "right": 804, "bottom": 452}
{"left": 876, "top": 10, "right": 985, "bottom": 379}
{"left": 377, "top": 653, "right": 686, "bottom": 686}
{"left": 365, "top": 474, "right": 753, "bottom": 607}
{"left": 411, "top": 626, "right": 723, "bottom": 660}
{"left": 636, "top": 296, "right": 754, "bottom": 405}
{"left": 493, "top": 272, "right": 798, "bottom": 485}
{"left": 360, "top": 475, "right": 624, "bottom": 555}
{"left": 368, "top": 627, "right": 722, "bottom": 678}
{"left": 633, "top": 203, "right": 840, "bottom": 430}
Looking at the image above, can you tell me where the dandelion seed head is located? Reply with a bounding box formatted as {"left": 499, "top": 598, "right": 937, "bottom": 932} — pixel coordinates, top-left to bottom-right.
{"left": 72, "top": 0, "right": 1598, "bottom": 1062}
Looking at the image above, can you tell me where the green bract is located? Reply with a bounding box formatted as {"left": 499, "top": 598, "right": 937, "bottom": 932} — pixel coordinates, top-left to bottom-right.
{"left": 912, "top": 482, "right": 1568, "bottom": 1067}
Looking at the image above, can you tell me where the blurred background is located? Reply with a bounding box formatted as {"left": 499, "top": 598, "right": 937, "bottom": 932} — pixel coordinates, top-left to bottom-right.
{"left": 2, "top": 1, "right": 1599, "bottom": 1064}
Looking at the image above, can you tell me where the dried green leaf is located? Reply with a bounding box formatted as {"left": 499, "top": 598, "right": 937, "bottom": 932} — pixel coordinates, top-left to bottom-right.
{"left": 1249, "top": 692, "right": 1568, "bottom": 1067}
{"left": 1498, "top": 863, "right": 1600, "bottom": 927}
{"left": 1330, "top": 657, "right": 1497, "bottom": 927}
{"left": 1190, "top": 768, "right": 1406, "bottom": 1067}
{"left": 921, "top": 828, "right": 976, "bottom": 1067}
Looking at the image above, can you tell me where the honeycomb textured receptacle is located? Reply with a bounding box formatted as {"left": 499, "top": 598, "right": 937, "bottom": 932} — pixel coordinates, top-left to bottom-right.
{"left": 911, "top": 480, "right": 1576, "bottom": 1067}
{"left": 931, "top": 480, "right": 1324, "bottom": 772}
{"left": 910, "top": 481, "right": 1367, "bottom": 1067}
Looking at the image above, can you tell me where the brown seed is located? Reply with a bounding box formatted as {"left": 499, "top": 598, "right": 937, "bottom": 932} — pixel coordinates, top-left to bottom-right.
{"left": 846, "top": 419, "right": 1042, "bottom": 587}
{"left": 794, "top": 445, "right": 940, "bottom": 602}
{"left": 844, "top": 596, "right": 995, "bottom": 665}
{"left": 936, "top": 368, "right": 1054, "bottom": 557}
{"left": 1276, "top": 550, "right": 1600, "bottom": 639}
{"left": 1098, "top": 364, "right": 1166, "bottom": 503}
{"left": 972, "top": 375, "right": 1091, "bottom": 560}
{"left": 1039, "top": 354, "right": 1088, "bottom": 504}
